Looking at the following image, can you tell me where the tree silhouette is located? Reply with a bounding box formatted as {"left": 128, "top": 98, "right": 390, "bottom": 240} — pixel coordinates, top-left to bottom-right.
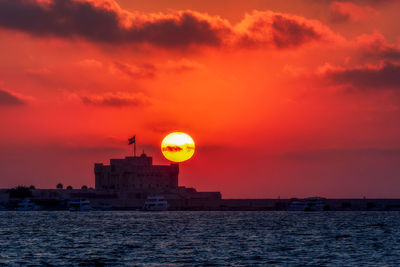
{"left": 8, "top": 186, "right": 32, "bottom": 198}
{"left": 56, "top": 183, "right": 63, "bottom": 189}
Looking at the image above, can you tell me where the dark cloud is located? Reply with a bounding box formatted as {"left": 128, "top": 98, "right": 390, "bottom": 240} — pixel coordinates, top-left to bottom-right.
{"left": 324, "top": 62, "right": 400, "bottom": 90}
{"left": 0, "top": 0, "right": 121, "bottom": 42}
{"left": 81, "top": 94, "right": 147, "bottom": 107}
{"left": 162, "top": 146, "right": 183, "bottom": 152}
{"left": 0, "top": 0, "right": 226, "bottom": 48}
{"left": 0, "top": 89, "right": 25, "bottom": 106}
{"left": 237, "top": 12, "right": 323, "bottom": 49}
{"left": 271, "top": 15, "right": 321, "bottom": 48}
{"left": 354, "top": 32, "right": 400, "bottom": 62}
{"left": 379, "top": 49, "right": 400, "bottom": 61}
{"left": 0, "top": 0, "right": 329, "bottom": 50}
{"left": 130, "top": 12, "right": 225, "bottom": 48}
{"left": 363, "top": 47, "right": 400, "bottom": 61}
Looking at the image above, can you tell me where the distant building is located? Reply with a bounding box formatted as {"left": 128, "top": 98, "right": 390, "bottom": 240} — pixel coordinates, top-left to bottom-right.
{"left": 95, "top": 152, "right": 179, "bottom": 194}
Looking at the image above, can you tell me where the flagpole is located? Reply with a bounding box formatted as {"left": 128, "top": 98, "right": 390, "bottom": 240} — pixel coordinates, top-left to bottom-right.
{"left": 129, "top": 135, "right": 136, "bottom": 157}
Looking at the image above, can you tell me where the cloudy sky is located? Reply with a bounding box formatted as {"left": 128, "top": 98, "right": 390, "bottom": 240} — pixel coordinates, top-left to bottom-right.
{"left": 1, "top": 0, "right": 400, "bottom": 198}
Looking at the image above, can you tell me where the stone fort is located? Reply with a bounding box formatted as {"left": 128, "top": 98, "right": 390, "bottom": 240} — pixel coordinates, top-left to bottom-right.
{"left": 95, "top": 153, "right": 179, "bottom": 193}
{"left": 94, "top": 152, "right": 221, "bottom": 203}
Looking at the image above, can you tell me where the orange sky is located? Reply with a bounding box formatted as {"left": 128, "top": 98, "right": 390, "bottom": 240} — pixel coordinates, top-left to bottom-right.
{"left": 1, "top": 0, "right": 400, "bottom": 198}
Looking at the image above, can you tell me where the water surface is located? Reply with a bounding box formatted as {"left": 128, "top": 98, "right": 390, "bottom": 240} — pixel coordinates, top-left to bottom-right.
{"left": 0, "top": 211, "right": 399, "bottom": 266}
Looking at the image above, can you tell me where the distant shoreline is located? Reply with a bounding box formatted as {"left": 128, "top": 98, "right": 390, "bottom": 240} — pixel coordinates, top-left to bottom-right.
{"left": 2, "top": 187, "right": 400, "bottom": 211}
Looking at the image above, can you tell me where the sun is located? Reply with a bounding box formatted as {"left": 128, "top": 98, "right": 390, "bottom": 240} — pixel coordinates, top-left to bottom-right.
{"left": 161, "top": 132, "right": 195, "bottom": 163}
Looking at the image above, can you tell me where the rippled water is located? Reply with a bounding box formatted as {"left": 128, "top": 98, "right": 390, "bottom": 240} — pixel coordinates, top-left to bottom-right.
{"left": 0, "top": 211, "right": 399, "bottom": 266}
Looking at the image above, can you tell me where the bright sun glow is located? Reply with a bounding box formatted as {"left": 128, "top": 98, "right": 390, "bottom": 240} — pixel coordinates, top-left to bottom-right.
{"left": 161, "top": 132, "right": 195, "bottom": 163}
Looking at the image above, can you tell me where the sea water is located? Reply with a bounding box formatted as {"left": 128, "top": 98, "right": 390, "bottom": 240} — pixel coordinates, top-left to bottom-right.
{"left": 0, "top": 211, "right": 399, "bottom": 266}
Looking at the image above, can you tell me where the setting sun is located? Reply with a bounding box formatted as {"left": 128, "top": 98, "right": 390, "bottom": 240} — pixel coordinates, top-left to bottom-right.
{"left": 161, "top": 132, "right": 195, "bottom": 163}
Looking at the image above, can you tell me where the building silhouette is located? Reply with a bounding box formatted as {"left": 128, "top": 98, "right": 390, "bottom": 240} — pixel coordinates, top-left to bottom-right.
{"left": 94, "top": 152, "right": 221, "bottom": 205}
{"left": 95, "top": 152, "right": 178, "bottom": 193}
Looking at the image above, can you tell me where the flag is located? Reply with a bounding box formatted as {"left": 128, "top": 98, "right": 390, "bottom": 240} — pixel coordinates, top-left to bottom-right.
{"left": 128, "top": 136, "right": 135, "bottom": 145}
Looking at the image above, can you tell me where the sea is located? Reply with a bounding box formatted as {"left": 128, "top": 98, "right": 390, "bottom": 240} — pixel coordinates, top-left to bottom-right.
{"left": 0, "top": 211, "right": 399, "bottom": 266}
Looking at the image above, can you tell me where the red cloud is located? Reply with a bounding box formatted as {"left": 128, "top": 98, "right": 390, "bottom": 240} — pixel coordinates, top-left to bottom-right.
{"left": 234, "top": 11, "right": 334, "bottom": 49}
{"left": 0, "top": 0, "right": 229, "bottom": 48}
{"left": 271, "top": 15, "right": 321, "bottom": 48}
{"left": 354, "top": 32, "right": 400, "bottom": 61}
{"left": 112, "top": 62, "right": 156, "bottom": 79}
{"left": 0, "top": 0, "right": 335, "bottom": 50}
{"left": 330, "top": 1, "right": 378, "bottom": 23}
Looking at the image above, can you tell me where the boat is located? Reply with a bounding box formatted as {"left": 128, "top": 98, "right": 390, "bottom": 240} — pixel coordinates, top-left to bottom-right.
{"left": 142, "top": 196, "right": 168, "bottom": 211}
{"left": 287, "top": 197, "right": 325, "bottom": 211}
{"left": 69, "top": 199, "right": 93, "bottom": 211}
{"left": 16, "top": 199, "right": 42, "bottom": 211}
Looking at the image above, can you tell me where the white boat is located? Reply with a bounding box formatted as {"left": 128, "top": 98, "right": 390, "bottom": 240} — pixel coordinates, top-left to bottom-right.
{"left": 69, "top": 199, "right": 93, "bottom": 211}
{"left": 288, "top": 197, "right": 325, "bottom": 211}
{"left": 142, "top": 196, "right": 168, "bottom": 211}
{"left": 16, "top": 199, "right": 42, "bottom": 211}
